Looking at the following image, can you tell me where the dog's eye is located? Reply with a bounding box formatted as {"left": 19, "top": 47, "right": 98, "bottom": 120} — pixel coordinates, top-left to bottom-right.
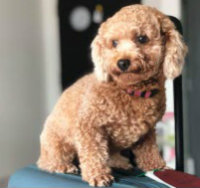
{"left": 112, "top": 40, "right": 118, "bottom": 48}
{"left": 137, "top": 35, "right": 149, "bottom": 44}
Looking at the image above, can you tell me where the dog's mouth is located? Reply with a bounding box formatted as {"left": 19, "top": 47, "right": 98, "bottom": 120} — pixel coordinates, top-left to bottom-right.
{"left": 110, "top": 68, "right": 161, "bottom": 91}
{"left": 112, "top": 70, "right": 156, "bottom": 84}
{"left": 133, "top": 76, "right": 158, "bottom": 86}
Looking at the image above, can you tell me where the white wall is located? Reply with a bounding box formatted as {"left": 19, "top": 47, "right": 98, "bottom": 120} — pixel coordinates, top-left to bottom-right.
{"left": 41, "top": 0, "right": 61, "bottom": 113}
{"left": 0, "top": 0, "right": 61, "bottom": 178}
{"left": 142, "top": 0, "right": 181, "bottom": 19}
{"left": 0, "top": 0, "right": 51, "bottom": 177}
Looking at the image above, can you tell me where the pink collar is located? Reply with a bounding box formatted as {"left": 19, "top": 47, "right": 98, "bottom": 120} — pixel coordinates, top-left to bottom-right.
{"left": 125, "top": 88, "right": 159, "bottom": 98}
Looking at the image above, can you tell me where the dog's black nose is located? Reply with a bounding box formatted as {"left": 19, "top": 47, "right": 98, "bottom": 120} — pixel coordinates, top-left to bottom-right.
{"left": 117, "top": 59, "right": 130, "bottom": 71}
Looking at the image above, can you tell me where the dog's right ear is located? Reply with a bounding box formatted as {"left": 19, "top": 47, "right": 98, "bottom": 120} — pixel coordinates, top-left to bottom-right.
{"left": 91, "top": 33, "right": 109, "bottom": 82}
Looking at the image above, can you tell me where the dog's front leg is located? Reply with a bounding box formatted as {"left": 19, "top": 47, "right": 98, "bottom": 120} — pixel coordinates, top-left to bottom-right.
{"left": 132, "top": 128, "right": 166, "bottom": 171}
{"left": 76, "top": 126, "right": 113, "bottom": 187}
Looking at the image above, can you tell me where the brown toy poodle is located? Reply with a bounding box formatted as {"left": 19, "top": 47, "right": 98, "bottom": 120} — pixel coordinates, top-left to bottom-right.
{"left": 37, "top": 4, "right": 188, "bottom": 187}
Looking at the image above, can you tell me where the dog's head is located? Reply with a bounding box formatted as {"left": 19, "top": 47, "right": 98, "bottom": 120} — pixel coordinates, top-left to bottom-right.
{"left": 91, "top": 5, "right": 188, "bottom": 86}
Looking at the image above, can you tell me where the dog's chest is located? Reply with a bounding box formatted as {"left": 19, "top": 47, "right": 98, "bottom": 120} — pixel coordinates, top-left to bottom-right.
{"left": 106, "top": 122, "right": 149, "bottom": 148}
{"left": 104, "top": 96, "right": 162, "bottom": 148}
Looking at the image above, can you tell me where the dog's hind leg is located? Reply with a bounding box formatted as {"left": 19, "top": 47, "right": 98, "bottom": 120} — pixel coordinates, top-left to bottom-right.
{"left": 37, "top": 129, "right": 78, "bottom": 174}
{"left": 108, "top": 152, "right": 133, "bottom": 170}
{"left": 132, "top": 129, "right": 166, "bottom": 171}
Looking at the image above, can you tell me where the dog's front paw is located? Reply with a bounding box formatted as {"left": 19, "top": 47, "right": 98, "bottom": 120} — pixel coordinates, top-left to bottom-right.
{"left": 88, "top": 174, "right": 114, "bottom": 187}
{"left": 40, "top": 163, "right": 79, "bottom": 174}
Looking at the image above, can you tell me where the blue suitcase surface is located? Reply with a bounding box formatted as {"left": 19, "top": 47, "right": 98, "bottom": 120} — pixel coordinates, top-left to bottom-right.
{"left": 8, "top": 165, "right": 169, "bottom": 188}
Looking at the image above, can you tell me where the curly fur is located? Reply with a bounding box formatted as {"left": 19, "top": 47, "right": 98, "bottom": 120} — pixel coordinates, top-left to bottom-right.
{"left": 37, "top": 4, "right": 188, "bottom": 187}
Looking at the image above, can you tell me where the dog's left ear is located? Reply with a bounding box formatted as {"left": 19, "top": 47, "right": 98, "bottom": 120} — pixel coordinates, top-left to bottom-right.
{"left": 162, "top": 16, "right": 188, "bottom": 79}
